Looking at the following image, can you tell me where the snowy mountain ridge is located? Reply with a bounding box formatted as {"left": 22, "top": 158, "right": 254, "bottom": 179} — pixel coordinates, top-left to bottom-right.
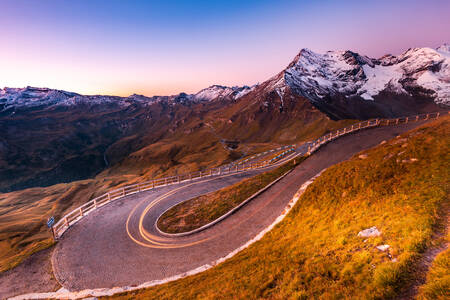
{"left": 283, "top": 44, "right": 449, "bottom": 105}
{"left": 0, "top": 85, "right": 253, "bottom": 111}
{"left": 193, "top": 85, "right": 254, "bottom": 101}
{"left": 1, "top": 44, "right": 448, "bottom": 113}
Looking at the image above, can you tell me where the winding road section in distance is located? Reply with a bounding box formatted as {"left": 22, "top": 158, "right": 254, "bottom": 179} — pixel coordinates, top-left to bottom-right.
{"left": 52, "top": 122, "right": 426, "bottom": 291}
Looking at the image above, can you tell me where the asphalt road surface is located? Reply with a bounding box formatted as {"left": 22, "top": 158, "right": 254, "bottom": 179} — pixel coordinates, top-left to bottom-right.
{"left": 52, "top": 122, "right": 425, "bottom": 291}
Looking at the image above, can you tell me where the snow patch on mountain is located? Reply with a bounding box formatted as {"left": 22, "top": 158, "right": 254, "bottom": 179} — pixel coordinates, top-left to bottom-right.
{"left": 0, "top": 83, "right": 255, "bottom": 111}
{"left": 0, "top": 86, "right": 166, "bottom": 111}
{"left": 284, "top": 44, "right": 450, "bottom": 105}
{"left": 358, "top": 64, "right": 404, "bottom": 100}
{"left": 194, "top": 85, "right": 252, "bottom": 101}
{"left": 285, "top": 49, "right": 367, "bottom": 100}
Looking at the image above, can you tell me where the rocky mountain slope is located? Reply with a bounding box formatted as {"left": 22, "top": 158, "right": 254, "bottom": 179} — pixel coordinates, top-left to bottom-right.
{"left": 286, "top": 45, "right": 449, "bottom": 103}
{"left": 272, "top": 44, "right": 449, "bottom": 119}
{"left": 0, "top": 87, "right": 216, "bottom": 192}
{"left": 0, "top": 44, "right": 448, "bottom": 192}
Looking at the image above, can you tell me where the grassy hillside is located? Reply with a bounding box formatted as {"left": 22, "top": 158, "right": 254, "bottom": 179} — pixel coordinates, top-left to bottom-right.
{"left": 0, "top": 95, "right": 358, "bottom": 272}
{"left": 109, "top": 117, "right": 449, "bottom": 299}
{"left": 0, "top": 118, "right": 352, "bottom": 272}
{"left": 158, "top": 158, "right": 304, "bottom": 233}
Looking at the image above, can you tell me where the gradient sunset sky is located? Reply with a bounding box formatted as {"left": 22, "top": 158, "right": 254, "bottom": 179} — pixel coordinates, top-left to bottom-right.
{"left": 1, "top": 0, "right": 449, "bottom": 96}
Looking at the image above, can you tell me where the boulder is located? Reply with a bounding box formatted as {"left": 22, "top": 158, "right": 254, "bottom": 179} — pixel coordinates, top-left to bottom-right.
{"left": 357, "top": 226, "right": 381, "bottom": 238}
{"left": 376, "top": 244, "right": 390, "bottom": 252}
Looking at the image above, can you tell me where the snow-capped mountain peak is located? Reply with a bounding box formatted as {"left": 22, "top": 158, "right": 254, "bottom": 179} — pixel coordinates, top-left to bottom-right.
{"left": 2, "top": 44, "right": 448, "bottom": 114}
{"left": 282, "top": 44, "right": 449, "bottom": 104}
{"left": 285, "top": 48, "right": 368, "bottom": 100}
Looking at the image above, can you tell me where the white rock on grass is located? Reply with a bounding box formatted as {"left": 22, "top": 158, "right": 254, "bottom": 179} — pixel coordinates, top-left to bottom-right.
{"left": 376, "top": 244, "right": 390, "bottom": 252}
{"left": 357, "top": 226, "right": 381, "bottom": 238}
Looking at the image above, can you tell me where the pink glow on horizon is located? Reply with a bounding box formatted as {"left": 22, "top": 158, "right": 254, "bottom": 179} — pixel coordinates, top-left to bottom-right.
{"left": 0, "top": 0, "right": 448, "bottom": 97}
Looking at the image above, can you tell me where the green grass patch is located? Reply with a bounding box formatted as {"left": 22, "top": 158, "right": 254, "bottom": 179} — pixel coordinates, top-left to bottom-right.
{"left": 158, "top": 157, "right": 306, "bottom": 233}
{"left": 109, "top": 117, "right": 450, "bottom": 299}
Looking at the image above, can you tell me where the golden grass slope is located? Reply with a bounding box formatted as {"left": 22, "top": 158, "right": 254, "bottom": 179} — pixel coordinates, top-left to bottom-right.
{"left": 0, "top": 109, "right": 353, "bottom": 272}
{"left": 158, "top": 158, "right": 304, "bottom": 234}
{"left": 109, "top": 117, "right": 449, "bottom": 299}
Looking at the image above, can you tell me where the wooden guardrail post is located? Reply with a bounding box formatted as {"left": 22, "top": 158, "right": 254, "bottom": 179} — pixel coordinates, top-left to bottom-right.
{"left": 54, "top": 112, "right": 450, "bottom": 239}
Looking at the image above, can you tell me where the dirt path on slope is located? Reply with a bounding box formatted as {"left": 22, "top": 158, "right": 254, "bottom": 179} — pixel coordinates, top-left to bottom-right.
{"left": 0, "top": 247, "right": 60, "bottom": 299}
{"left": 396, "top": 201, "right": 450, "bottom": 299}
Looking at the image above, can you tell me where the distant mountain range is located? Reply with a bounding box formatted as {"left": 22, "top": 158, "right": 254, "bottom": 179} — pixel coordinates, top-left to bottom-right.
{"left": 1, "top": 44, "right": 448, "bottom": 115}
{"left": 0, "top": 85, "right": 254, "bottom": 112}
{"left": 0, "top": 44, "right": 448, "bottom": 192}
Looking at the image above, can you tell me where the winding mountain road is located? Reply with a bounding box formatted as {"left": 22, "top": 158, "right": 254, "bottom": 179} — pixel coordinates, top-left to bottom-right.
{"left": 52, "top": 122, "right": 426, "bottom": 291}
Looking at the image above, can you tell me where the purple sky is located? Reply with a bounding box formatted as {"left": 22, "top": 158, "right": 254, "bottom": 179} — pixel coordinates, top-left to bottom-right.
{"left": 0, "top": 0, "right": 449, "bottom": 96}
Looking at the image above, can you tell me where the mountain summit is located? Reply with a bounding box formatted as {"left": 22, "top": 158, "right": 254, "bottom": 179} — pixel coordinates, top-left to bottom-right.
{"left": 1, "top": 44, "right": 448, "bottom": 117}
{"left": 0, "top": 44, "right": 448, "bottom": 192}
{"left": 234, "top": 44, "right": 448, "bottom": 119}
{"left": 283, "top": 45, "right": 449, "bottom": 105}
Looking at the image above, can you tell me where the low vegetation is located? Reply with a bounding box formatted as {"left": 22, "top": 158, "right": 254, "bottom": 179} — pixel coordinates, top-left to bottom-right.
{"left": 0, "top": 179, "right": 100, "bottom": 272}
{"left": 0, "top": 113, "right": 351, "bottom": 272}
{"left": 417, "top": 233, "right": 449, "bottom": 300}
{"left": 158, "top": 157, "right": 305, "bottom": 233}
{"left": 109, "top": 117, "right": 449, "bottom": 299}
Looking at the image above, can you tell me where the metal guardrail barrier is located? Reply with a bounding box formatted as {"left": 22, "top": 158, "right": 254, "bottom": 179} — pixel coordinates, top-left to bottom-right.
{"left": 53, "top": 111, "right": 448, "bottom": 238}
{"left": 53, "top": 153, "right": 286, "bottom": 238}
{"left": 306, "top": 111, "right": 446, "bottom": 155}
